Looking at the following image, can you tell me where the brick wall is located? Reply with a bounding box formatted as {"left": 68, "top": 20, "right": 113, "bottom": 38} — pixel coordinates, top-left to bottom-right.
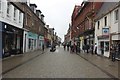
{"left": 71, "top": 2, "right": 103, "bottom": 39}
{"left": 12, "top": 3, "right": 45, "bottom": 35}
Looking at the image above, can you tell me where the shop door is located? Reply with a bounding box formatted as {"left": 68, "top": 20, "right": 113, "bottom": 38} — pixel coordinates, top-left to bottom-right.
{"left": 100, "top": 42, "right": 104, "bottom": 55}
{"left": 84, "top": 39, "right": 87, "bottom": 45}
{"left": 24, "top": 34, "right": 26, "bottom": 52}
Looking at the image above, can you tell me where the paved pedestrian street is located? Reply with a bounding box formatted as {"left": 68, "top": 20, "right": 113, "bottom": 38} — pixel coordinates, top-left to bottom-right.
{"left": 2, "top": 46, "right": 119, "bottom": 79}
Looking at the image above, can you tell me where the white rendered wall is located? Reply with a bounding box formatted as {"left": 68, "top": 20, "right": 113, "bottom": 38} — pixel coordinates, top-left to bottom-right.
{"left": 0, "top": 0, "right": 24, "bottom": 29}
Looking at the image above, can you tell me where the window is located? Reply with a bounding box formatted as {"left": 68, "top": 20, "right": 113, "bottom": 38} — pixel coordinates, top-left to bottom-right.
{"left": 104, "top": 16, "right": 107, "bottom": 26}
{"left": 14, "top": 7, "right": 17, "bottom": 20}
{"left": 115, "top": 9, "right": 118, "bottom": 22}
{"left": 7, "top": 2, "right": 11, "bottom": 17}
{"left": 0, "top": 0, "right": 2, "bottom": 12}
{"left": 19, "top": 11, "right": 22, "bottom": 23}
{"left": 97, "top": 21, "right": 100, "bottom": 29}
{"left": 25, "top": 15, "right": 27, "bottom": 25}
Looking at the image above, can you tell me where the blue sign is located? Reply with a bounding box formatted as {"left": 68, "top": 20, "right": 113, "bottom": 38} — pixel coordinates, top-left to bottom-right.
{"left": 28, "top": 32, "right": 38, "bottom": 39}
{"left": 102, "top": 28, "right": 109, "bottom": 35}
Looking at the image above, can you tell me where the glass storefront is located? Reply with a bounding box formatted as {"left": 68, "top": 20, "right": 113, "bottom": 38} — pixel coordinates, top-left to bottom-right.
{"left": 2, "top": 23, "right": 23, "bottom": 58}
{"left": 28, "top": 32, "right": 38, "bottom": 51}
{"left": 98, "top": 41, "right": 109, "bottom": 57}
{"left": 112, "top": 40, "right": 120, "bottom": 60}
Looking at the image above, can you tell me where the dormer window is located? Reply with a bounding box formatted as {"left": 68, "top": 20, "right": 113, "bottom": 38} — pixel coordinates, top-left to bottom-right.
{"left": 30, "top": 4, "right": 37, "bottom": 13}
{"left": 36, "top": 10, "right": 42, "bottom": 19}
{"left": 41, "top": 14, "right": 44, "bottom": 21}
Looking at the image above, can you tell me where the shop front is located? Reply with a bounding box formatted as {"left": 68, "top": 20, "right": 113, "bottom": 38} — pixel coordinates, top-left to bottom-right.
{"left": 27, "top": 32, "right": 38, "bottom": 52}
{"left": 97, "top": 28, "right": 110, "bottom": 57}
{"left": 84, "top": 34, "right": 94, "bottom": 45}
{"left": 79, "top": 36, "right": 84, "bottom": 50}
{"left": 2, "top": 23, "right": 23, "bottom": 58}
{"left": 111, "top": 34, "right": 120, "bottom": 60}
{"left": 97, "top": 35, "right": 110, "bottom": 57}
{"left": 44, "top": 38, "right": 50, "bottom": 48}
{"left": 0, "top": 22, "right": 2, "bottom": 58}
{"left": 38, "top": 35, "right": 44, "bottom": 50}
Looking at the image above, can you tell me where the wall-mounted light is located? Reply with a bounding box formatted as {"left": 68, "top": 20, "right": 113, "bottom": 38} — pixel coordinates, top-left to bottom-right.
{"left": 5, "top": 25, "right": 7, "bottom": 29}
{"left": 77, "top": 27, "right": 79, "bottom": 29}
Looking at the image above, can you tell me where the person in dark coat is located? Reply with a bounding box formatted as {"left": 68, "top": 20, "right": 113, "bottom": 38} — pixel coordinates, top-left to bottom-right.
{"left": 94, "top": 43, "right": 97, "bottom": 55}
{"left": 111, "top": 44, "right": 116, "bottom": 62}
{"left": 42, "top": 44, "right": 44, "bottom": 52}
{"left": 86, "top": 44, "right": 89, "bottom": 53}
{"left": 63, "top": 43, "right": 66, "bottom": 51}
{"left": 82, "top": 45, "right": 85, "bottom": 53}
{"left": 67, "top": 43, "right": 70, "bottom": 51}
{"left": 91, "top": 44, "right": 94, "bottom": 55}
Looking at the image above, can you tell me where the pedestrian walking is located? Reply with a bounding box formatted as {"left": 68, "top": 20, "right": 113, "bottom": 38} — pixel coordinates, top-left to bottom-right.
{"left": 118, "top": 42, "right": 120, "bottom": 59}
{"left": 82, "top": 45, "right": 85, "bottom": 53}
{"left": 63, "top": 43, "right": 66, "bottom": 51}
{"left": 110, "top": 44, "right": 116, "bottom": 62}
{"left": 86, "top": 44, "right": 89, "bottom": 53}
{"left": 42, "top": 44, "right": 44, "bottom": 52}
{"left": 67, "top": 43, "right": 70, "bottom": 51}
{"left": 70, "top": 41, "right": 74, "bottom": 53}
{"left": 101, "top": 46, "right": 104, "bottom": 55}
{"left": 74, "top": 42, "right": 77, "bottom": 53}
{"left": 94, "top": 43, "right": 97, "bottom": 55}
{"left": 91, "top": 44, "right": 94, "bottom": 55}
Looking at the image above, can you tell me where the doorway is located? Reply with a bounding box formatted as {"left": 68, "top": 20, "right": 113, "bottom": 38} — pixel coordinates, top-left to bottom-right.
{"left": 100, "top": 41, "right": 104, "bottom": 55}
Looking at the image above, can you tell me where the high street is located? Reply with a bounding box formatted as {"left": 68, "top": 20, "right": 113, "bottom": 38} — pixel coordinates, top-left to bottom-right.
{"left": 2, "top": 46, "right": 118, "bottom": 79}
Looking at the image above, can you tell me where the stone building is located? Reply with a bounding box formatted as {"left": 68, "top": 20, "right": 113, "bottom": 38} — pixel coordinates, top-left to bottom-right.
{"left": 71, "top": 1, "right": 103, "bottom": 50}
{"left": 0, "top": 0, "right": 24, "bottom": 57}
{"left": 95, "top": 2, "right": 120, "bottom": 59}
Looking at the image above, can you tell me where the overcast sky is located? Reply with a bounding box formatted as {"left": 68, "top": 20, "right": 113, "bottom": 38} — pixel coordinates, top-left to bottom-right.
{"left": 30, "top": 0, "right": 83, "bottom": 42}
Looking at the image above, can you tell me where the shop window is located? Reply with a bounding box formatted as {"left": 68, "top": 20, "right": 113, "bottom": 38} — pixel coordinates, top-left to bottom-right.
{"left": 28, "top": 39, "right": 31, "bottom": 49}
{"left": 105, "top": 42, "right": 109, "bottom": 51}
{"left": 17, "top": 36, "right": 20, "bottom": 49}
{"left": 34, "top": 40, "right": 36, "bottom": 47}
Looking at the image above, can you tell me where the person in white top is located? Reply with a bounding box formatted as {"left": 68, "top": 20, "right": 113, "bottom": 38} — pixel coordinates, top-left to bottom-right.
{"left": 94, "top": 43, "right": 97, "bottom": 54}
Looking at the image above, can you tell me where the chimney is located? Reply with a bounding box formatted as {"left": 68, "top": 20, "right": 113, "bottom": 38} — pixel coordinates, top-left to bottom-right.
{"left": 46, "top": 25, "right": 49, "bottom": 29}
{"left": 36, "top": 10, "right": 42, "bottom": 19}
{"left": 26, "top": 0, "right": 30, "bottom": 6}
{"left": 30, "top": 4, "right": 37, "bottom": 13}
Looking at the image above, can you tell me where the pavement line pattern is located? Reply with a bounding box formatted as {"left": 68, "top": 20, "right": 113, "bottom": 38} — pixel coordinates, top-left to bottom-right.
{"left": 77, "top": 54, "right": 117, "bottom": 79}
{"left": 2, "top": 52, "right": 44, "bottom": 75}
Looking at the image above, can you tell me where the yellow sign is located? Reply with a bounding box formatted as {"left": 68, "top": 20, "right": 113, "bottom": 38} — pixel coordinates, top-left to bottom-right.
{"left": 80, "top": 37, "right": 83, "bottom": 40}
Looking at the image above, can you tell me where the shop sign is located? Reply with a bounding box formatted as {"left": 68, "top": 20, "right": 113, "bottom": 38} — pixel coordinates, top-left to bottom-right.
{"left": 102, "top": 28, "right": 109, "bottom": 35}
{"left": 39, "top": 36, "right": 44, "bottom": 40}
{"left": 75, "top": 38, "right": 79, "bottom": 41}
{"left": 90, "top": 34, "right": 93, "bottom": 38}
{"left": 28, "top": 32, "right": 38, "bottom": 39}
{"left": 80, "top": 37, "right": 83, "bottom": 40}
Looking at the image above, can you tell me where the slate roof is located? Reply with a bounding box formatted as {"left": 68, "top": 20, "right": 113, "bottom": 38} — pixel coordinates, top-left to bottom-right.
{"left": 95, "top": 2, "right": 118, "bottom": 21}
